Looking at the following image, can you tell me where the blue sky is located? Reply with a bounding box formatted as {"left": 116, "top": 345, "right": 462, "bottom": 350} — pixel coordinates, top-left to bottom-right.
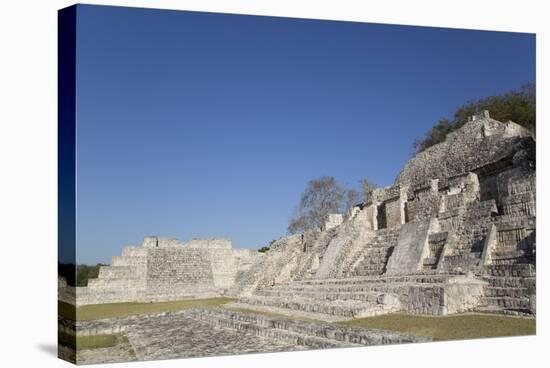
{"left": 74, "top": 4, "right": 535, "bottom": 264}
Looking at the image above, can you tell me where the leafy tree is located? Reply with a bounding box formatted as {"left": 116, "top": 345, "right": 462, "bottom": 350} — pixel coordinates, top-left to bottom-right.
{"left": 413, "top": 118, "right": 454, "bottom": 154}
{"left": 414, "top": 82, "right": 535, "bottom": 153}
{"left": 76, "top": 263, "right": 106, "bottom": 286}
{"left": 288, "top": 176, "right": 356, "bottom": 234}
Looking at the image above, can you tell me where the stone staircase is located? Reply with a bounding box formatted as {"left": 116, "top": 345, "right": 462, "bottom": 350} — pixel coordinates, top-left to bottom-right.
{"left": 422, "top": 232, "right": 447, "bottom": 270}
{"left": 476, "top": 217, "right": 536, "bottom": 316}
{"left": 230, "top": 273, "right": 482, "bottom": 321}
{"left": 83, "top": 308, "right": 429, "bottom": 361}
{"left": 186, "top": 308, "right": 429, "bottom": 347}
{"left": 348, "top": 228, "right": 399, "bottom": 276}
{"left": 477, "top": 264, "right": 535, "bottom": 316}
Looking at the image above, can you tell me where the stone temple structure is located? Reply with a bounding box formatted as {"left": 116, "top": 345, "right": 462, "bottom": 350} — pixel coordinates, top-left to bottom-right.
{"left": 66, "top": 237, "right": 261, "bottom": 305}
{"left": 62, "top": 111, "right": 536, "bottom": 317}
{"left": 59, "top": 111, "right": 535, "bottom": 363}
{"left": 224, "top": 111, "right": 535, "bottom": 319}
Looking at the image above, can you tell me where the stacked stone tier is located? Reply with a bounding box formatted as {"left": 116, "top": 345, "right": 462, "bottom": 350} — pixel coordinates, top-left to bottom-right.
{"left": 231, "top": 273, "right": 484, "bottom": 321}
{"left": 349, "top": 228, "right": 399, "bottom": 276}
{"left": 477, "top": 264, "right": 535, "bottom": 316}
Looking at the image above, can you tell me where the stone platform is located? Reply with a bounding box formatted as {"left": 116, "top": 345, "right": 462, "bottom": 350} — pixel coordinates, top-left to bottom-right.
{"left": 64, "top": 308, "right": 430, "bottom": 364}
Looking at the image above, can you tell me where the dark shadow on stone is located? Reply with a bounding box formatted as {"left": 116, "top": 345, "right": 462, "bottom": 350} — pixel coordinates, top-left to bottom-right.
{"left": 36, "top": 343, "right": 57, "bottom": 357}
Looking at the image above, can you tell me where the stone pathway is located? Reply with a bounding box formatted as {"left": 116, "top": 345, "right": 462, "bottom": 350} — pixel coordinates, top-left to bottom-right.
{"left": 124, "top": 310, "right": 305, "bottom": 361}
{"left": 69, "top": 308, "right": 430, "bottom": 364}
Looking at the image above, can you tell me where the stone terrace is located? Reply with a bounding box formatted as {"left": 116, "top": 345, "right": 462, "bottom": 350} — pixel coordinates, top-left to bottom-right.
{"left": 67, "top": 308, "right": 429, "bottom": 364}
{"left": 229, "top": 273, "right": 485, "bottom": 321}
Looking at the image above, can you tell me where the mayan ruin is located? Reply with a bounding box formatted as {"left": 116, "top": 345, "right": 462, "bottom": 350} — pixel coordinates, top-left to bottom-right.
{"left": 58, "top": 111, "right": 536, "bottom": 363}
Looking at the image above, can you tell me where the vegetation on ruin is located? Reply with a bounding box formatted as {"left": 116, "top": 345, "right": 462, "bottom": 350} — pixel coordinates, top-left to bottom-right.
{"left": 413, "top": 82, "right": 536, "bottom": 153}
{"left": 339, "top": 313, "right": 535, "bottom": 341}
{"left": 58, "top": 262, "right": 107, "bottom": 287}
{"left": 76, "top": 263, "right": 106, "bottom": 286}
{"left": 71, "top": 297, "right": 235, "bottom": 321}
{"left": 58, "top": 331, "right": 120, "bottom": 350}
{"left": 288, "top": 176, "right": 377, "bottom": 234}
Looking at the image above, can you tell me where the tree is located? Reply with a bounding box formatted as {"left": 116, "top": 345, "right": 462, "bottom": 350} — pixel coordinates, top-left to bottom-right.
{"left": 288, "top": 176, "right": 350, "bottom": 234}
{"left": 359, "top": 179, "right": 378, "bottom": 203}
{"left": 76, "top": 263, "right": 106, "bottom": 286}
{"left": 413, "top": 118, "right": 454, "bottom": 154}
{"left": 414, "top": 82, "right": 536, "bottom": 153}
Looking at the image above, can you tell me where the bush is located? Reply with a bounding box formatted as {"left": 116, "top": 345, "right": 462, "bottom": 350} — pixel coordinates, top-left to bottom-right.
{"left": 414, "top": 82, "right": 535, "bottom": 153}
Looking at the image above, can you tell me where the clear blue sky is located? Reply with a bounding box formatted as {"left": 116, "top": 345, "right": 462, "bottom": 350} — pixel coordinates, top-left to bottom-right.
{"left": 74, "top": 4, "right": 535, "bottom": 264}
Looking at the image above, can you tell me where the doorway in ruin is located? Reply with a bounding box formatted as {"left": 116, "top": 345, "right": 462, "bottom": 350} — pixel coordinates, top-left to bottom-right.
{"left": 377, "top": 203, "right": 387, "bottom": 229}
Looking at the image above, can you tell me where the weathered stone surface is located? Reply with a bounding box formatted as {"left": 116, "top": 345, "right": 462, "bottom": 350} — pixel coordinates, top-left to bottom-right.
{"left": 69, "top": 237, "right": 262, "bottom": 305}
{"left": 60, "top": 308, "right": 430, "bottom": 363}
{"left": 59, "top": 111, "right": 536, "bottom": 362}
{"left": 224, "top": 112, "right": 535, "bottom": 318}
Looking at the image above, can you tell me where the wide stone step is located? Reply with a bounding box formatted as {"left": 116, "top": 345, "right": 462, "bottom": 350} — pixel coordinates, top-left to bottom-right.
{"left": 257, "top": 289, "right": 393, "bottom": 303}
{"left": 111, "top": 255, "right": 147, "bottom": 267}
{"left": 352, "top": 268, "right": 385, "bottom": 277}
{"left": 87, "top": 278, "right": 145, "bottom": 290}
{"left": 187, "top": 314, "right": 355, "bottom": 349}
{"left": 492, "top": 249, "right": 531, "bottom": 258}
{"left": 186, "top": 308, "right": 429, "bottom": 346}
{"left": 483, "top": 276, "right": 535, "bottom": 289}
{"left": 354, "top": 263, "right": 386, "bottom": 272}
{"left": 76, "top": 289, "right": 142, "bottom": 305}
{"left": 485, "top": 287, "right": 530, "bottom": 298}
{"left": 121, "top": 246, "right": 148, "bottom": 257}
{"left": 491, "top": 257, "right": 535, "bottom": 265}
{"left": 98, "top": 266, "right": 143, "bottom": 279}
{"left": 290, "top": 274, "right": 453, "bottom": 286}
{"left": 475, "top": 306, "right": 534, "bottom": 317}
{"left": 484, "top": 264, "right": 535, "bottom": 277}
{"left": 482, "top": 296, "right": 531, "bottom": 309}
{"left": 237, "top": 295, "right": 399, "bottom": 320}
{"left": 271, "top": 283, "right": 397, "bottom": 294}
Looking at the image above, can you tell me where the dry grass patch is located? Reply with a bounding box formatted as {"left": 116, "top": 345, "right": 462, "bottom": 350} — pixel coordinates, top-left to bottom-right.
{"left": 339, "top": 313, "right": 535, "bottom": 341}
{"left": 72, "top": 297, "right": 235, "bottom": 321}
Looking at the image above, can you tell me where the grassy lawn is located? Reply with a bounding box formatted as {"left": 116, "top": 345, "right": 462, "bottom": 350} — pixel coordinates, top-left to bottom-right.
{"left": 59, "top": 331, "right": 120, "bottom": 350}
{"left": 339, "top": 313, "right": 536, "bottom": 341}
{"left": 63, "top": 297, "right": 235, "bottom": 321}
{"left": 77, "top": 334, "right": 119, "bottom": 350}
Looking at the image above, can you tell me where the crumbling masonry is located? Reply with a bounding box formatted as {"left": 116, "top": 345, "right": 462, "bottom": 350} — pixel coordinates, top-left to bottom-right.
{"left": 59, "top": 111, "right": 536, "bottom": 363}
{"left": 226, "top": 111, "right": 536, "bottom": 319}
{"left": 60, "top": 111, "right": 535, "bottom": 317}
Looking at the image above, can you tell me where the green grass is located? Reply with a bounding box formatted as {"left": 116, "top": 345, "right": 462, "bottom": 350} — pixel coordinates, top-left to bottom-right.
{"left": 71, "top": 297, "right": 235, "bottom": 321}
{"left": 77, "top": 334, "right": 118, "bottom": 350}
{"left": 58, "top": 331, "right": 120, "bottom": 350}
{"left": 339, "top": 313, "right": 536, "bottom": 341}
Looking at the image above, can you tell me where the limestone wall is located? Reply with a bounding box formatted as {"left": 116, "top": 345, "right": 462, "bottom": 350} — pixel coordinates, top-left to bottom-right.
{"left": 395, "top": 112, "right": 535, "bottom": 189}
{"left": 227, "top": 233, "right": 320, "bottom": 296}
{"left": 72, "top": 236, "right": 262, "bottom": 305}
{"left": 186, "top": 238, "right": 237, "bottom": 290}
{"left": 385, "top": 219, "right": 433, "bottom": 274}
{"left": 145, "top": 247, "right": 217, "bottom": 300}
{"left": 70, "top": 112, "right": 535, "bottom": 319}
